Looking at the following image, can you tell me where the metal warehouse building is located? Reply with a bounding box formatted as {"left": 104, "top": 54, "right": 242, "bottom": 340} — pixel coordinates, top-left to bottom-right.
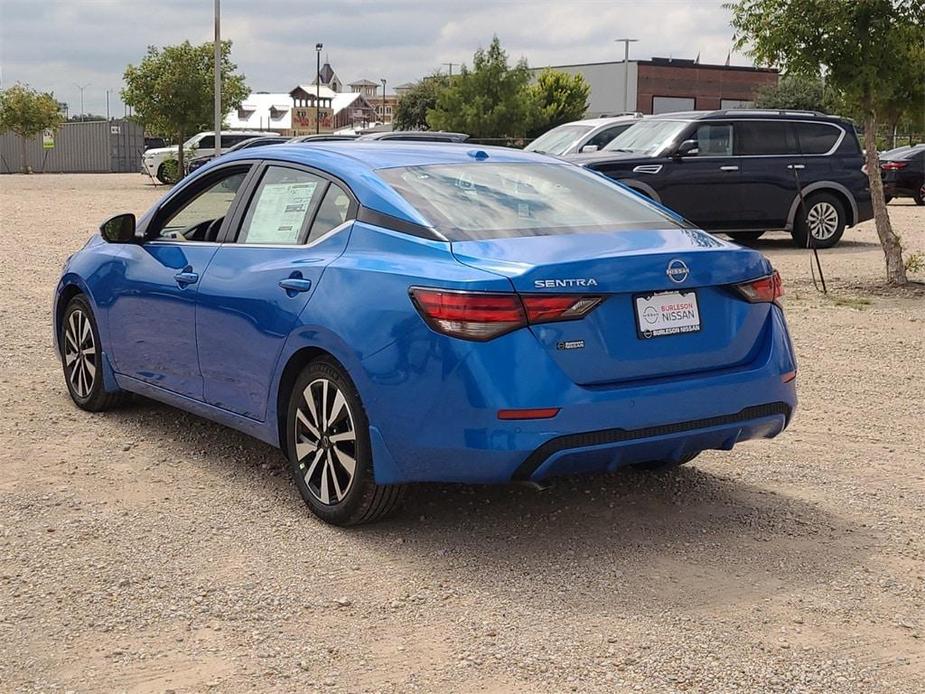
{"left": 0, "top": 119, "right": 144, "bottom": 174}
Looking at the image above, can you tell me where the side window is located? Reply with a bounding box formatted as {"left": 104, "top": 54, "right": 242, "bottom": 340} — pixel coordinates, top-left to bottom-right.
{"left": 196, "top": 135, "right": 215, "bottom": 150}
{"left": 585, "top": 125, "right": 630, "bottom": 150}
{"left": 221, "top": 134, "right": 248, "bottom": 148}
{"left": 735, "top": 121, "right": 798, "bottom": 155}
{"left": 308, "top": 183, "right": 352, "bottom": 242}
{"left": 692, "top": 123, "right": 733, "bottom": 156}
{"left": 156, "top": 170, "right": 248, "bottom": 241}
{"left": 237, "top": 166, "right": 326, "bottom": 245}
{"left": 796, "top": 123, "right": 841, "bottom": 154}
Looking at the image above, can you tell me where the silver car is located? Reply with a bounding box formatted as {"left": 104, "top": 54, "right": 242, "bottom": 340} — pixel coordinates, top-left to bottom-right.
{"left": 525, "top": 114, "right": 644, "bottom": 156}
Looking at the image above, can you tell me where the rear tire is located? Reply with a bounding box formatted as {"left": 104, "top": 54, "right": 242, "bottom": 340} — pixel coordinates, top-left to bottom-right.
{"left": 883, "top": 194, "right": 893, "bottom": 204}
{"left": 727, "top": 231, "right": 765, "bottom": 243}
{"left": 792, "top": 192, "right": 846, "bottom": 249}
{"left": 285, "top": 357, "right": 406, "bottom": 526}
{"left": 914, "top": 183, "right": 924, "bottom": 206}
{"left": 629, "top": 452, "right": 699, "bottom": 473}
{"left": 60, "top": 295, "right": 129, "bottom": 411}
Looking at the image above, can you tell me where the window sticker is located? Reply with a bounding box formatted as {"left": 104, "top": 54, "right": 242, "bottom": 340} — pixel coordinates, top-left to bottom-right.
{"left": 245, "top": 181, "right": 318, "bottom": 244}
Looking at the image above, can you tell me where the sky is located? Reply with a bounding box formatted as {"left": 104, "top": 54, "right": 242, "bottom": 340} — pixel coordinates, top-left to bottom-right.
{"left": 0, "top": 0, "right": 749, "bottom": 117}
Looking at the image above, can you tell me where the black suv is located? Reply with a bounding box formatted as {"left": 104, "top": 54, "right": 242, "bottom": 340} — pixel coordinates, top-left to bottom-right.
{"left": 570, "top": 110, "right": 873, "bottom": 248}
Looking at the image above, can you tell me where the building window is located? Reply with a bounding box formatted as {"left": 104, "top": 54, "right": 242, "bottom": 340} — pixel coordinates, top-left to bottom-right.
{"left": 721, "top": 99, "right": 754, "bottom": 110}
{"left": 652, "top": 96, "right": 696, "bottom": 114}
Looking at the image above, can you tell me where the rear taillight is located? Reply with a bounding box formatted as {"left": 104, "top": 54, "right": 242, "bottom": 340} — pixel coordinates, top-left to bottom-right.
{"left": 881, "top": 161, "right": 908, "bottom": 171}
{"left": 734, "top": 270, "right": 783, "bottom": 304}
{"left": 409, "top": 288, "right": 601, "bottom": 341}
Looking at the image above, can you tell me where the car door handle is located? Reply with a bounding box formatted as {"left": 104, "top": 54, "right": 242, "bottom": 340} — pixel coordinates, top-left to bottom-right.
{"left": 174, "top": 271, "right": 199, "bottom": 286}
{"left": 719, "top": 165, "right": 739, "bottom": 171}
{"left": 787, "top": 164, "right": 805, "bottom": 170}
{"left": 279, "top": 278, "right": 312, "bottom": 293}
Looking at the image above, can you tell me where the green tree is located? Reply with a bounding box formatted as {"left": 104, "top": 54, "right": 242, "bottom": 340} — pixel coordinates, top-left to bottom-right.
{"left": 0, "top": 83, "right": 64, "bottom": 173}
{"left": 728, "top": 0, "right": 924, "bottom": 285}
{"left": 393, "top": 74, "right": 449, "bottom": 131}
{"left": 427, "top": 37, "right": 535, "bottom": 138}
{"left": 753, "top": 75, "right": 842, "bottom": 113}
{"left": 529, "top": 69, "right": 590, "bottom": 137}
{"left": 122, "top": 40, "right": 249, "bottom": 176}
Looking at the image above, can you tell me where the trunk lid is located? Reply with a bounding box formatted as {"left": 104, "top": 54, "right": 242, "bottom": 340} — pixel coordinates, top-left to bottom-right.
{"left": 451, "top": 228, "right": 774, "bottom": 385}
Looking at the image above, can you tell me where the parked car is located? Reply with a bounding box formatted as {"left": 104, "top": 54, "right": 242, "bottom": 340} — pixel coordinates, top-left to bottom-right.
{"left": 570, "top": 110, "right": 873, "bottom": 248}
{"left": 357, "top": 131, "right": 469, "bottom": 142}
{"left": 525, "top": 114, "right": 644, "bottom": 156}
{"left": 142, "top": 131, "right": 273, "bottom": 183}
{"left": 55, "top": 143, "right": 797, "bottom": 525}
{"left": 291, "top": 134, "right": 360, "bottom": 143}
{"left": 881, "top": 144, "right": 925, "bottom": 205}
{"left": 186, "top": 136, "right": 292, "bottom": 175}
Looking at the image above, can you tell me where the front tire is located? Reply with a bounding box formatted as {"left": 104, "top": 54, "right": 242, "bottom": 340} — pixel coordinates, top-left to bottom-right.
{"left": 285, "top": 358, "right": 406, "bottom": 526}
{"left": 792, "top": 192, "right": 846, "bottom": 249}
{"left": 60, "top": 295, "right": 128, "bottom": 411}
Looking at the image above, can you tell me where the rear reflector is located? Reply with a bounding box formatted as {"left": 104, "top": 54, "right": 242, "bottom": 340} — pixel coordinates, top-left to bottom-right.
{"left": 734, "top": 270, "right": 783, "bottom": 304}
{"left": 781, "top": 370, "right": 797, "bottom": 383}
{"left": 498, "top": 407, "right": 560, "bottom": 420}
{"left": 410, "top": 287, "right": 602, "bottom": 341}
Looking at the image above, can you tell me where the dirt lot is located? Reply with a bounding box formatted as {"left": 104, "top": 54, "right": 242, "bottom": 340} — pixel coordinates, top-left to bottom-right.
{"left": 1, "top": 174, "right": 923, "bottom": 693}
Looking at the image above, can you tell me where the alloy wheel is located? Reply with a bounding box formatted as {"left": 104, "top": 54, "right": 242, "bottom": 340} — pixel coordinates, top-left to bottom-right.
{"left": 806, "top": 201, "right": 839, "bottom": 240}
{"left": 293, "top": 378, "right": 357, "bottom": 505}
{"left": 63, "top": 309, "right": 97, "bottom": 399}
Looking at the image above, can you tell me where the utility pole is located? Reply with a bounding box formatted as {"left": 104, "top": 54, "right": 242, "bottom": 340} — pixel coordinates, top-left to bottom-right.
{"left": 73, "top": 82, "right": 90, "bottom": 117}
{"left": 315, "top": 43, "right": 323, "bottom": 133}
{"left": 614, "top": 38, "right": 638, "bottom": 112}
{"left": 105, "top": 89, "right": 110, "bottom": 120}
{"left": 442, "top": 62, "right": 458, "bottom": 77}
{"left": 380, "top": 78, "right": 387, "bottom": 125}
{"left": 213, "top": 0, "right": 222, "bottom": 155}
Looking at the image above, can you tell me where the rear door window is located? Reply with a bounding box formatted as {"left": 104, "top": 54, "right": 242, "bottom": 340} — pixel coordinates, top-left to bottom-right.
{"left": 237, "top": 167, "right": 326, "bottom": 245}
{"left": 735, "top": 121, "right": 798, "bottom": 155}
{"left": 197, "top": 135, "right": 215, "bottom": 150}
{"left": 796, "top": 123, "right": 842, "bottom": 154}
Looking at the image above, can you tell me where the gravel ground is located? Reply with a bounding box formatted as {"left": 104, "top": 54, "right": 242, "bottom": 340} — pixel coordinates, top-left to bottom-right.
{"left": 1, "top": 174, "right": 923, "bottom": 693}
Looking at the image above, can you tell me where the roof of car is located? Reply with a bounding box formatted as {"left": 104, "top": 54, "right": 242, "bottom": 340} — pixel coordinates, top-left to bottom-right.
{"left": 209, "top": 142, "right": 561, "bottom": 228}
{"left": 560, "top": 115, "right": 643, "bottom": 128}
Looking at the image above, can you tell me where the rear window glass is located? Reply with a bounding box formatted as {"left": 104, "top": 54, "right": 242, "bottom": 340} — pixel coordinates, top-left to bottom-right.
{"left": 735, "top": 121, "right": 798, "bottom": 155}
{"left": 796, "top": 123, "right": 842, "bottom": 154}
{"left": 377, "top": 162, "right": 690, "bottom": 241}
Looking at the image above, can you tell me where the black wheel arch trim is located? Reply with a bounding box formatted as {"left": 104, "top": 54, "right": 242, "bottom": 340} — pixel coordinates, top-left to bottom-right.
{"left": 786, "top": 181, "right": 858, "bottom": 230}
{"left": 511, "top": 402, "right": 792, "bottom": 481}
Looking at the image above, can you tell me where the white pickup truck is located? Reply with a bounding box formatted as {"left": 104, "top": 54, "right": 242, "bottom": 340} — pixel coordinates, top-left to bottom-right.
{"left": 142, "top": 131, "right": 270, "bottom": 183}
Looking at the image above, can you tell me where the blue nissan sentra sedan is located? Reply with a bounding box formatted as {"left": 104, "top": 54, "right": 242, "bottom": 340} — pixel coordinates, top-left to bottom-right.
{"left": 54, "top": 143, "right": 797, "bottom": 525}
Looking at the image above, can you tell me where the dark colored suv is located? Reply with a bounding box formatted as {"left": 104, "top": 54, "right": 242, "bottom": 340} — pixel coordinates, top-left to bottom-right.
{"left": 570, "top": 111, "right": 873, "bottom": 248}
{"left": 881, "top": 144, "right": 925, "bottom": 205}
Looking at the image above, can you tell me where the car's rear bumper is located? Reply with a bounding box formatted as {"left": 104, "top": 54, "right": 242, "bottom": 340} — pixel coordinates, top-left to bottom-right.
{"left": 363, "top": 306, "right": 797, "bottom": 485}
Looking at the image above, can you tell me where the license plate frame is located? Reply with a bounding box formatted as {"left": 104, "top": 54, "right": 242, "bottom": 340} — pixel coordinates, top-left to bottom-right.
{"left": 633, "top": 289, "right": 702, "bottom": 339}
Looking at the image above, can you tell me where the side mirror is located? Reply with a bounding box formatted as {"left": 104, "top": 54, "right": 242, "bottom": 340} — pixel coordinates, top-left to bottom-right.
{"left": 580, "top": 144, "right": 599, "bottom": 153}
{"left": 674, "top": 139, "right": 699, "bottom": 158}
{"left": 100, "top": 213, "right": 137, "bottom": 243}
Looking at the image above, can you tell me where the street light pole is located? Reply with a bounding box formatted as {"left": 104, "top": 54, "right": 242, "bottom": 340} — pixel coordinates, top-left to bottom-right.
{"left": 614, "top": 38, "right": 638, "bottom": 112}
{"left": 380, "top": 78, "right": 387, "bottom": 126}
{"left": 315, "top": 44, "right": 323, "bottom": 134}
{"left": 73, "top": 83, "right": 90, "bottom": 117}
{"left": 213, "top": 0, "right": 222, "bottom": 156}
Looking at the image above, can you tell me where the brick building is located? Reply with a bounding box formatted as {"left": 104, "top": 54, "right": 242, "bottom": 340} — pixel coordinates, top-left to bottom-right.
{"left": 530, "top": 57, "right": 778, "bottom": 117}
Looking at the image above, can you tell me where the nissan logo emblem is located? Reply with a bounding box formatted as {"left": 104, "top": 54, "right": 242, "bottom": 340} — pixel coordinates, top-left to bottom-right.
{"left": 666, "top": 259, "right": 689, "bottom": 283}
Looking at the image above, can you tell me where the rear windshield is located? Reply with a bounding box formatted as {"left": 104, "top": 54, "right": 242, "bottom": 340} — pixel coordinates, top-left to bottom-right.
{"left": 525, "top": 125, "right": 593, "bottom": 155}
{"left": 377, "top": 162, "right": 690, "bottom": 241}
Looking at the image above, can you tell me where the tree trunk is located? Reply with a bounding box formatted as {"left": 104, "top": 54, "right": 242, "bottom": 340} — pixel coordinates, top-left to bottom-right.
{"left": 863, "top": 114, "right": 907, "bottom": 286}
